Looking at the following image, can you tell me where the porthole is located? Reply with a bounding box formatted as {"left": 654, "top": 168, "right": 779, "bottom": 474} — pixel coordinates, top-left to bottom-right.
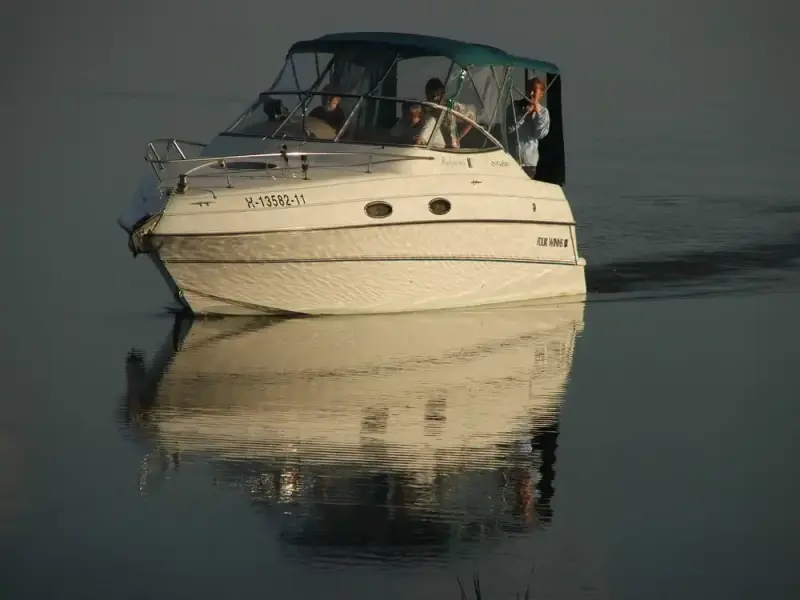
{"left": 429, "top": 197, "right": 451, "bottom": 215}
{"left": 365, "top": 201, "right": 393, "bottom": 219}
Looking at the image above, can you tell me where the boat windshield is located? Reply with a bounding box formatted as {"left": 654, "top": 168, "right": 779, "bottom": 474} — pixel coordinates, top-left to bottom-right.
{"left": 223, "top": 47, "right": 513, "bottom": 152}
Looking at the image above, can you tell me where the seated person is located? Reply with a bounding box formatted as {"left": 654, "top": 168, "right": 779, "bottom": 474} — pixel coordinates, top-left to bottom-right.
{"left": 390, "top": 102, "right": 423, "bottom": 143}
{"left": 507, "top": 77, "right": 550, "bottom": 179}
{"left": 308, "top": 84, "right": 346, "bottom": 132}
{"left": 419, "top": 77, "right": 477, "bottom": 148}
{"left": 415, "top": 104, "right": 447, "bottom": 148}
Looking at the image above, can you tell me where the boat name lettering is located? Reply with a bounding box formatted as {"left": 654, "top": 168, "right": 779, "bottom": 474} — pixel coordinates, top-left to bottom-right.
{"left": 244, "top": 193, "right": 307, "bottom": 209}
{"left": 440, "top": 157, "right": 468, "bottom": 167}
{"left": 537, "top": 237, "right": 569, "bottom": 248}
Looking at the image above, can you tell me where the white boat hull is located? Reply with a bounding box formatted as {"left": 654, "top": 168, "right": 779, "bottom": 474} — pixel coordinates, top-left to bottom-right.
{"left": 151, "top": 221, "right": 586, "bottom": 315}
{"left": 170, "top": 257, "right": 584, "bottom": 315}
{"left": 125, "top": 140, "right": 587, "bottom": 315}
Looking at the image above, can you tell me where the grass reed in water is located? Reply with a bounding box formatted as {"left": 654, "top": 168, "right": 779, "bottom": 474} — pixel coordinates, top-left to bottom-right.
{"left": 456, "top": 564, "right": 536, "bottom": 599}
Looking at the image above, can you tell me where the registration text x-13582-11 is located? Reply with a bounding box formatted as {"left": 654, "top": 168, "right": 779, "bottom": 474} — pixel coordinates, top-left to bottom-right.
{"left": 244, "top": 193, "right": 307, "bottom": 209}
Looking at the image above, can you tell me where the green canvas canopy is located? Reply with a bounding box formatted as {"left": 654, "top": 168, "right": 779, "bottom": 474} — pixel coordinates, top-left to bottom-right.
{"left": 288, "top": 32, "right": 560, "bottom": 74}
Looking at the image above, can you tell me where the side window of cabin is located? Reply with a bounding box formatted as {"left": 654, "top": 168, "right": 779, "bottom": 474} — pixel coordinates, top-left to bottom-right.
{"left": 341, "top": 56, "right": 453, "bottom": 145}
{"left": 453, "top": 66, "right": 508, "bottom": 150}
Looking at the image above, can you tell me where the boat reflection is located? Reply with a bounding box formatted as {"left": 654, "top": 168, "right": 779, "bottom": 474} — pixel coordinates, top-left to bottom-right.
{"left": 120, "top": 301, "right": 585, "bottom": 560}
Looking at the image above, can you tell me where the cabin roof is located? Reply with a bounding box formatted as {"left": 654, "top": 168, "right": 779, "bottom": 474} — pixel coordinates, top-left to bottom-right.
{"left": 288, "top": 32, "right": 560, "bottom": 74}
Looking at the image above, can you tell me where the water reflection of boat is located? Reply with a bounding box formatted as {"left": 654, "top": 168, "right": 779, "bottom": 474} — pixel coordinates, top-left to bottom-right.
{"left": 121, "top": 300, "right": 584, "bottom": 558}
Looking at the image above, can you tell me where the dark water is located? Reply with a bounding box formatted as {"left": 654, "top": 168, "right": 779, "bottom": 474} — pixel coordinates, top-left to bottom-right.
{"left": 3, "top": 3, "right": 800, "bottom": 599}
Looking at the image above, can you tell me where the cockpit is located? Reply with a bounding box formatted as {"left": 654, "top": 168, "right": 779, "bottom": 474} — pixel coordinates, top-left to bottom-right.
{"left": 220, "top": 33, "right": 565, "bottom": 184}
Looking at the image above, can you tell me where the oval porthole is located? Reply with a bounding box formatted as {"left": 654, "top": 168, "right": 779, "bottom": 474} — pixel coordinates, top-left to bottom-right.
{"left": 365, "top": 201, "right": 393, "bottom": 219}
{"left": 429, "top": 197, "right": 451, "bottom": 215}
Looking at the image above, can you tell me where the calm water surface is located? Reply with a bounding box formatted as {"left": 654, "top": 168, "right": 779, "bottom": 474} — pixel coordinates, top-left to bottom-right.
{"left": 3, "top": 9, "right": 800, "bottom": 598}
{"left": 4, "top": 289, "right": 798, "bottom": 599}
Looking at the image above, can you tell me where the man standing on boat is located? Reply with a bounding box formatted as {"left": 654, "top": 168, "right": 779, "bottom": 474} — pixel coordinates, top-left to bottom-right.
{"left": 508, "top": 78, "right": 550, "bottom": 179}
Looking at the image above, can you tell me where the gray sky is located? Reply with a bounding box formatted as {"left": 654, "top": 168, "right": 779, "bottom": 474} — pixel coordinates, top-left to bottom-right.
{"left": 4, "top": 1, "right": 796, "bottom": 115}
{"left": 1, "top": 0, "right": 797, "bottom": 162}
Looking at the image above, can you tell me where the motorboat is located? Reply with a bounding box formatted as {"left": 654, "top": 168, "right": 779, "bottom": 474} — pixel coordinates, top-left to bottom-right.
{"left": 118, "top": 32, "right": 587, "bottom": 315}
{"left": 120, "top": 301, "right": 585, "bottom": 544}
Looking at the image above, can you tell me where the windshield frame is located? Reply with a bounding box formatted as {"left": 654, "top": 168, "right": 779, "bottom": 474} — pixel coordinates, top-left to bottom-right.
{"left": 221, "top": 49, "right": 512, "bottom": 153}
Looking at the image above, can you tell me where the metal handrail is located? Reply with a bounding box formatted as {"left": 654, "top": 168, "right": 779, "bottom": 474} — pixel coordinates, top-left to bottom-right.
{"left": 145, "top": 138, "right": 208, "bottom": 179}
{"left": 148, "top": 138, "right": 207, "bottom": 148}
{"left": 145, "top": 150, "right": 436, "bottom": 167}
{"left": 145, "top": 150, "right": 437, "bottom": 188}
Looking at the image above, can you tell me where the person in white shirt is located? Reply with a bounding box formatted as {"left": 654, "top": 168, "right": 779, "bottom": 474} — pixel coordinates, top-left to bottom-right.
{"left": 414, "top": 77, "right": 476, "bottom": 149}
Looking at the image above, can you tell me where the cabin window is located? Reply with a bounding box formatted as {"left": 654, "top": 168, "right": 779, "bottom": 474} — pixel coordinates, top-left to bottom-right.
{"left": 394, "top": 56, "right": 454, "bottom": 100}
{"left": 364, "top": 201, "right": 393, "bottom": 218}
{"left": 223, "top": 51, "right": 335, "bottom": 138}
{"left": 225, "top": 49, "right": 538, "bottom": 160}
{"left": 223, "top": 51, "right": 507, "bottom": 152}
{"left": 271, "top": 51, "right": 336, "bottom": 96}
{"left": 428, "top": 198, "right": 451, "bottom": 215}
{"left": 443, "top": 65, "right": 510, "bottom": 150}
{"left": 330, "top": 55, "right": 506, "bottom": 152}
{"left": 219, "top": 36, "right": 564, "bottom": 185}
